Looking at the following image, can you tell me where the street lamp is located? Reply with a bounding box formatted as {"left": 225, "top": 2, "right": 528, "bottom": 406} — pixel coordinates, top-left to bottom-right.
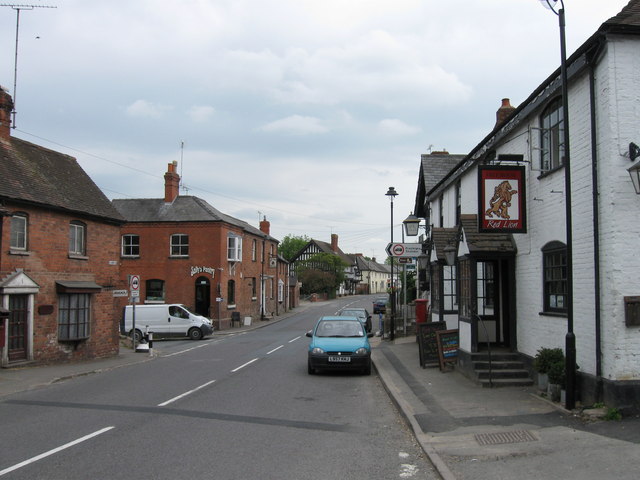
{"left": 403, "top": 213, "right": 421, "bottom": 237}
{"left": 385, "top": 186, "right": 398, "bottom": 341}
{"left": 539, "top": 0, "right": 576, "bottom": 410}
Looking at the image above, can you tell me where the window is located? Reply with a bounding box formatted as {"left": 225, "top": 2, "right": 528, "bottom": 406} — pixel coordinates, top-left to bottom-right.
{"left": 250, "top": 277, "right": 257, "bottom": 299}
{"left": 252, "top": 239, "right": 257, "bottom": 261}
{"left": 69, "top": 222, "right": 86, "bottom": 256}
{"left": 458, "top": 259, "right": 471, "bottom": 318}
{"left": 227, "top": 279, "right": 236, "bottom": 305}
{"left": 10, "top": 213, "right": 27, "bottom": 250}
{"left": 438, "top": 194, "right": 444, "bottom": 227}
{"left": 543, "top": 241, "right": 567, "bottom": 313}
{"left": 146, "top": 279, "right": 165, "bottom": 301}
{"left": 431, "top": 266, "right": 440, "bottom": 312}
{"left": 122, "top": 234, "right": 140, "bottom": 257}
{"left": 455, "top": 181, "right": 461, "bottom": 226}
{"left": 278, "top": 279, "right": 284, "bottom": 302}
{"left": 227, "top": 235, "right": 242, "bottom": 262}
{"left": 170, "top": 234, "right": 189, "bottom": 257}
{"left": 58, "top": 293, "right": 90, "bottom": 341}
{"left": 540, "top": 97, "right": 565, "bottom": 171}
{"left": 477, "top": 261, "right": 495, "bottom": 316}
{"left": 443, "top": 265, "right": 457, "bottom": 311}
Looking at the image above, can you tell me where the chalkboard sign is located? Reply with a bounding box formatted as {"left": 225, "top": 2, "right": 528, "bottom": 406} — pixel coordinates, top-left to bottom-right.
{"left": 417, "top": 321, "right": 447, "bottom": 368}
{"left": 436, "top": 329, "right": 459, "bottom": 371}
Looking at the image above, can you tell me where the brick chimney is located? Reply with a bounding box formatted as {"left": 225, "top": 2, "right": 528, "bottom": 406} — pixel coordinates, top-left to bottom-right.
{"left": 331, "top": 234, "right": 338, "bottom": 252}
{"left": 0, "top": 87, "right": 13, "bottom": 140}
{"left": 495, "top": 98, "right": 516, "bottom": 128}
{"left": 259, "top": 216, "right": 270, "bottom": 235}
{"left": 164, "top": 161, "right": 180, "bottom": 203}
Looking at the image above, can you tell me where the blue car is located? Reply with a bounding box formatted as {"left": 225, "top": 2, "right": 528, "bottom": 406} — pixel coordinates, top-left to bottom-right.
{"left": 306, "top": 316, "right": 373, "bottom": 375}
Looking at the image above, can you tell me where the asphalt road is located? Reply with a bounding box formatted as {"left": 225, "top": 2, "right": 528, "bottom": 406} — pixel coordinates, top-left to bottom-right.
{"left": 0, "top": 296, "right": 437, "bottom": 480}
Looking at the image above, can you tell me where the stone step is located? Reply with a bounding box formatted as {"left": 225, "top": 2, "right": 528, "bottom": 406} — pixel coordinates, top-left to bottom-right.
{"left": 472, "top": 360, "right": 525, "bottom": 370}
{"left": 479, "top": 377, "right": 535, "bottom": 388}
{"left": 475, "top": 368, "right": 532, "bottom": 380}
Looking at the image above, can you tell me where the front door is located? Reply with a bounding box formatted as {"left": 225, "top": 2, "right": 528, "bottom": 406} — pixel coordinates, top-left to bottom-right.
{"left": 8, "top": 295, "right": 28, "bottom": 362}
{"left": 195, "top": 277, "right": 211, "bottom": 318}
{"left": 476, "top": 258, "right": 514, "bottom": 349}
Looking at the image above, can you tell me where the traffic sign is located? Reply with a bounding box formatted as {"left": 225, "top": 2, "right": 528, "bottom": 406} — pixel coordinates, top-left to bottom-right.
{"left": 385, "top": 242, "right": 422, "bottom": 258}
{"left": 129, "top": 275, "right": 140, "bottom": 298}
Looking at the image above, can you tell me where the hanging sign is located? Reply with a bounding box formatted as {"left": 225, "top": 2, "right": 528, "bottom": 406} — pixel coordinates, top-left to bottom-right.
{"left": 478, "top": 165, "right": 527, "bottom": 233}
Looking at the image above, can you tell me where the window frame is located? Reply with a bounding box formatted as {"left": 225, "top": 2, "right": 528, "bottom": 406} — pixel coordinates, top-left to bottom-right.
{"left": 121, "top": 234, "right": 140, "bottom": 257}
{"left": 540, "top": 97, "right": 565, "bottom": 172}
{"left": 69, "top": 221, "right": 87, "bottom": 256}
{"left": 170, "top": 234, "right": 189, "bottom": 257}
{"left": 542, "top": 241, "right": 567, "bottom": 314}
{"left": 227, "top": 279, "right": 236, "bottom": 306}
{"left": 58, "top": 293, "right": 91, "bottom": 341}
{"left": 10, "top": 213, "right": 28, "bottom": 250}
{"left": 146, "top": 279, "right": 165, "bottom": 302}
{"left": 227, "top": 235, "right": 242, "bottom": 262}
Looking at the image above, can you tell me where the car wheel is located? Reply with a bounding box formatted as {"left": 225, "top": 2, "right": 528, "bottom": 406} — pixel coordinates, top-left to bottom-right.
{"left": 188, "top": 328, "right": 203, "bottom": 340}
{"left": 307, "top": 360, "right": 315, "bottom": 375}
{"left": 129, "top": 329, "right": 144, "bottom": 342}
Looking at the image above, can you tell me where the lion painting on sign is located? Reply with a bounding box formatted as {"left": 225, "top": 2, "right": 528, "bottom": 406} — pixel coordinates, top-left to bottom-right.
{"left": 485, "top": 180, "right": 517, "bottom": 220}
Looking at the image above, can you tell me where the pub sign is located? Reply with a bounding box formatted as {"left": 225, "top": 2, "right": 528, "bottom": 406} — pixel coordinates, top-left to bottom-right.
{"left": 478, "top": 165, "right": 526, "bottom": 233}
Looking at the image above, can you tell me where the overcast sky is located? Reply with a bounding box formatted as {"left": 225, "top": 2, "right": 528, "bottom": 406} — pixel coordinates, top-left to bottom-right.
{"left": 0, "top": 0, "right": 630, "bottom": 260}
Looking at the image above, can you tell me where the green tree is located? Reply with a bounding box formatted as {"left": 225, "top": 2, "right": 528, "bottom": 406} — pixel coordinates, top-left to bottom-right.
{"left": 279, "top": 234, "right": 310, "bottom": 261}
{"left": 298, "top": 253, "right": 348, "bottom": 296}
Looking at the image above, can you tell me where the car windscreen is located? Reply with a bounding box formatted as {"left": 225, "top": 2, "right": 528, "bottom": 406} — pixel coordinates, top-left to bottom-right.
{"left": 315, "top": 320, "right": 364, "bottom": 337}
{"left": 340, "top": 310, "right": 365, "bottom": 318}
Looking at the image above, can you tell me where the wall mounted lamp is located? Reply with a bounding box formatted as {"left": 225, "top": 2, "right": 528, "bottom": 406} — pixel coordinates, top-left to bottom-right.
{"left": 628, "top": 142, "right": 640, "bottom": 194}
{"left": 443, "top": 231, "right": 464, "bottom": 267}
{"left": 402, "top": 212, "right": 421, "bottom": 237}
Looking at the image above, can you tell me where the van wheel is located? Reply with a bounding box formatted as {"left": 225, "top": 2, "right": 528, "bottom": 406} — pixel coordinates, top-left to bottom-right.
{"left": 129, "top": 329, "right": 143, "bottom": 342}
{"left": 188, "top": 328, "right": 203, "bottom": 340}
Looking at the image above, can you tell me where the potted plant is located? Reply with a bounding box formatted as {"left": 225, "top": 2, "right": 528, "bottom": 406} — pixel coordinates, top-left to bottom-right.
{"left": 533, "top": 347, "right": 564, "bottom": 391}
{"left": 547, "top": 359, "right": 565, "bottom": 402}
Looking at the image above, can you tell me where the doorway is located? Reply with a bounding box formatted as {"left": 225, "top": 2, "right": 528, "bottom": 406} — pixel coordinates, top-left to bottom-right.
{"left": 8, "top": 294, "right": 28, "bottom": 362}
{"left": 194, "top": 277, "right": 211, "bottom": 318}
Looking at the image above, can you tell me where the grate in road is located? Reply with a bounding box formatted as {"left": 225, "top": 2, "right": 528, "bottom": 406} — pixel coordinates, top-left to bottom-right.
{"left": 474, "top": 430, "right": 538, "bottom": 446}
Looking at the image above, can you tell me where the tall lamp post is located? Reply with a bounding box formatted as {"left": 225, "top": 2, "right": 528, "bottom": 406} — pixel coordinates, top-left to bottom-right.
{"left": 385, "top": 187, "right": 398, "bottom": 341}
{"left": 540, "top": 0, "right": 576, "bottom": 410}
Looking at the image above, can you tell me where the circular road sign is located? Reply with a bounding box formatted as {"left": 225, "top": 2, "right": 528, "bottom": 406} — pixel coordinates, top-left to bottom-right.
{"left": 392, "top": 244, "right": 405, "bottom": 256}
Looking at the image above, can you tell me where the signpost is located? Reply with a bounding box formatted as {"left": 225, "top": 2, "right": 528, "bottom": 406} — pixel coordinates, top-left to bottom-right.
{"left": 385, "top": 242, "right": 422, "bottom": 258}
{"left": 129, "top": 275, "right": 140, "bottom": 350}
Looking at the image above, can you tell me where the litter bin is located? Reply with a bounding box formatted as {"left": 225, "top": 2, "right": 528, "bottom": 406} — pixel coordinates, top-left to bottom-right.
{"left": 415, "top": 299, "right": 429, "bottom": 324}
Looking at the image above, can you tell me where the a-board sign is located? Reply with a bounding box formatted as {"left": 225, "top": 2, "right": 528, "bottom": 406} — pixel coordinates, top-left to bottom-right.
{"left": 417, "top": 321, "right": 447, "bottom": 368}
{"left": 436, "top": 329, "right": 459, "bottom": 371}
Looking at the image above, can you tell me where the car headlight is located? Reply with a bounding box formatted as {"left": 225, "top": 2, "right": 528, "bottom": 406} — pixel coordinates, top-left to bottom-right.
{"left": 311, "top": 347, "right": 325, "bottom": 355}
{"left": 355, "top": 348, "right": 369, "bottom": 356}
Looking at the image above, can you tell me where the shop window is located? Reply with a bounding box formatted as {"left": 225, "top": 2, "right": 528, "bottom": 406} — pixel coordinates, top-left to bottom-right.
{"left": 146, "top": 279, "right": 165, "bottom": 302}
{"left": 58, "top": 293, "right": 90, "bottom": 341}
{"left": 122, "top": 234, "right": 140, "bottom": 257}
{"left": 542, "top": 241, "right": 567, "bottom": 313}
{"left": 170, "top": 234, "right": 189, "bottom": 257}
{"left": 443, "top": 265, "right": 457, "bottom": 312}
{"left": 10, "top": 213, "right": 27, "bottom": 250}
{"left": 69, "top": 221, "right": 86, "bottom": 256}
{"left": 540, "top": 97, "right": 565, "bottom": 172}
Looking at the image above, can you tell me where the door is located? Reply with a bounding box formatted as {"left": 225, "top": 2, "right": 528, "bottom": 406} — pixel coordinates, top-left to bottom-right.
{"left": 168, "top": 305, "right": 192, "bottom": 336}
{"left": 8, "top": 295, "right": 28, "bottom": 362}
{"left": 194, "top": 277, "right": 210, "bottom": 318}
{"left": 476, "top": 261, "right": 499, "bottom": 344}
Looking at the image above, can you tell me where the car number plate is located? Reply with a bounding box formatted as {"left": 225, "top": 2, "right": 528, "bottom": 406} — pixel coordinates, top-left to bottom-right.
{"left": 328, "top": 356, "right": 351, "bottom": 363}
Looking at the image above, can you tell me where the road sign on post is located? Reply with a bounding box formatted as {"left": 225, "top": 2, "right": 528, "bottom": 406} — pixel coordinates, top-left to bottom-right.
{"left": 129, "top": 275, "right": 140, "bottom": 298}
{"left": 385, "top": 243, "right": 422, "bottom": 258}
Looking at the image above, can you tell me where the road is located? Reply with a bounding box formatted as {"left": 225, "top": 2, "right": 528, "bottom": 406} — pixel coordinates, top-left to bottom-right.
{"left": 0, "top": 296, "right": 438, "bottom": 479}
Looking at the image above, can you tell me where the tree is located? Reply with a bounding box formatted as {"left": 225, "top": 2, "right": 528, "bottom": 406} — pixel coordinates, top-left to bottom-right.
{"left": 279, "top": 234, "right": 310, "bottom": 261}
{"left": 298, "top": 252, "right": 348, "bottom": 296}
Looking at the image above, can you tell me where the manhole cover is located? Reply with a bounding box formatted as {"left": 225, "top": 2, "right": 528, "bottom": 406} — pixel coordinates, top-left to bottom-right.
{"left": 475, "top": 430, "right": 538, "bottom": 446}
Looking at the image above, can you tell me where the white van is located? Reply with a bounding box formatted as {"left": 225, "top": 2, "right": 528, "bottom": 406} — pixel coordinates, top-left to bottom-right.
{"left": 122, "top": 304, "right": 213, "bottom": 341}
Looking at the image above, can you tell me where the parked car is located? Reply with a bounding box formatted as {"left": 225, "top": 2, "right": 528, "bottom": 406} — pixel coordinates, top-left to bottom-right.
{"left": 338, "top": 307, "right": 372, "bottom": 332}
{"left": 306, "top": 316, "right": 373, "bottom": 375}
{"left": 373, "top": 298, "right": 387, "bottom": 314}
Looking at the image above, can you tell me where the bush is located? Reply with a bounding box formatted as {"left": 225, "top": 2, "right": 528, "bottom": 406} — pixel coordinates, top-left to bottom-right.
{"left": 547, "top": 360, "right": 565, "bottom": 387}
{"left": 533, "top": 347, "right": 564, "bottom": 374}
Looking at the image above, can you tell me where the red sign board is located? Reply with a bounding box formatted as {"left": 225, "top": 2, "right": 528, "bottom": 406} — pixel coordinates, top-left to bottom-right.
{"left": 478, "top": 165, "right": 526, "bottom": 233}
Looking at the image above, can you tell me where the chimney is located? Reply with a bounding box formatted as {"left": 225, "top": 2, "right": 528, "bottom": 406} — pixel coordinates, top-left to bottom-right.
{"left": 495, "top": 98, "right": 516, "bottom": 128}
{"left": 331, "top": 234, "right": 338, "bottom": 252}
{"left": 259, "top": 216, "right": 270, "bottom": 235}
{"left": 0, "top": 87, "right": 13, "bottom": 140}
{"left": 164, "top": 161, "right": 180, "bottom": 203}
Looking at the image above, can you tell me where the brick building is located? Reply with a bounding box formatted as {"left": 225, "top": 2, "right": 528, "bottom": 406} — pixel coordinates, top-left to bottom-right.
{"left": 413, "top": 2, "right": 640, "bottom": 413}
{"left": 0, "top": 88, "right": 125, "bottom": 366}
{"left": 113, "top": 162, "right": 284, "bottom": 328}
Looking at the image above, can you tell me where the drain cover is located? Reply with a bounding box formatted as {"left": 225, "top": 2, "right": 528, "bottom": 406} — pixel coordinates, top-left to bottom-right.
{"left": 475, "top": 430, "right": 538, "bottom": 446}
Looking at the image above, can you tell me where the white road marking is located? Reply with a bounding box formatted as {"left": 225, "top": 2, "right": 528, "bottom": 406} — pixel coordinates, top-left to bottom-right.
{"left": 158, "top": 380, "right": 217, "bottom": 406}
{"left": 0, "top": 427, "right": 114, "bottom": 477}
{"left": 288, "top": 336, "right": 301, "bottom": 343}
{"left": 231, "top": 358, "right": 259, "bottom": 372}
{"left": 267, "top": 345, "right": 284, "bottom": 354}
{"left": 162, "top": 342, "right": 211, "bottom": 357}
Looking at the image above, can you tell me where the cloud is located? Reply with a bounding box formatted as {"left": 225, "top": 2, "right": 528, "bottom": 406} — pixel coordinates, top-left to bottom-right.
{"left": 125, "top": 100, "right": 172, "bottom": 119}
{"left": 258, "top": 115, "right": 329, "bottom": 135}
{"left": 377, "top": 119, "right": 421, "bottom": 136}
{"left": 187, "top": 105, "right": 216, "bottom": 123}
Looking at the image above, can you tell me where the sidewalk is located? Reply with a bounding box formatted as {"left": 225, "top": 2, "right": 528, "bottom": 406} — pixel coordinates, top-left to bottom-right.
{"left": 371, "top": 336, "right": 640, "bottom": 480}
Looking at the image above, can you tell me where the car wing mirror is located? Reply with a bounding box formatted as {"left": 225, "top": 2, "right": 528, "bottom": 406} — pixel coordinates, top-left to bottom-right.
{"left": 305, "top": 331, "right": 312, "bottom": 337}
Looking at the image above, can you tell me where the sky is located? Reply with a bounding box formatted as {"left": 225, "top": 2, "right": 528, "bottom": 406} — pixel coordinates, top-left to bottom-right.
{"left": 0, "top": 0, "right": 631, "bottom": 261}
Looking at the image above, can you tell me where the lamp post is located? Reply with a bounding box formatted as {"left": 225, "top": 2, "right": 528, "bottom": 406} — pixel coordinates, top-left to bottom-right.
{"left": 540, "top": 0, "right": 576, "bottom": 410}
{"left": 386, "top": 187, "right": 398, "bottom": 341}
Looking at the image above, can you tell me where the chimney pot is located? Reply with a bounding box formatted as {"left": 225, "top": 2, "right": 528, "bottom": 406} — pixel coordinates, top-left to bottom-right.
{"left": 164, "top": 161, "right": 180, "bottom": 203}
{"left": 495, "top": 98, "right": 516, "bottom": 128}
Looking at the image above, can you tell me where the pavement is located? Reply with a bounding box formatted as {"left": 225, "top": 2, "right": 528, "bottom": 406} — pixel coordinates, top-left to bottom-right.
{"left": 2, "top": 304, "right": 639, "bottom": 480}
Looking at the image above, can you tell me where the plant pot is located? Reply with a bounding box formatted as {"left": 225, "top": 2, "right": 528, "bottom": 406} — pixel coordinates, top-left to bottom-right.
{"left": 548, "top": 383, "right": 561, "bottom": 402}
{"left": 561, "top": 389, "right": 566, "bottom": 404}
{"left": 537, "top": 372, "right": 549, "bottom": 391}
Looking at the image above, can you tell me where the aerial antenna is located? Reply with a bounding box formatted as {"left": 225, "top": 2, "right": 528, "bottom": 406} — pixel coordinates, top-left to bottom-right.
{"left": 1, "top": 3, "right": 57, "bottom": 129}
{"left": 179, "top": 140, "right": 187, "bottom": 193}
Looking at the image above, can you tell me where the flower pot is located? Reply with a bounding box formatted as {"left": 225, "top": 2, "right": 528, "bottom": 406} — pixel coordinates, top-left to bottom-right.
{"left": 537, "top": 372, "right": 549, "bottom": 391}
{"left": 548, "top": 383, "right": 561, "bottom": 402}
{"left": 561, "top": 389, "right": 566, "bottom": 405}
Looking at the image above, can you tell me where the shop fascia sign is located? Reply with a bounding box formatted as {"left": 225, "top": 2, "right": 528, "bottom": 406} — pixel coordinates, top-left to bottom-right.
{"left": 190, "top": 266, "right": 217, "bottom": 277}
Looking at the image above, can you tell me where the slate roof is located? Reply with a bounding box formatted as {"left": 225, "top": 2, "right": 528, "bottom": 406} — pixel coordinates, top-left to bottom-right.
{"left": 352, "top": 255, "right": 389, "bottom": 274}
{"left": 112, "top": 196, "right": 275, "bottom": 240}
{"left": 460, "top": 214, "right": 516, "bottom": 256}
{"left": 602, "top": 0, "right": 640, "bottom": 29}
{"left": 0, "top": 136, "right": 124, "bottom": 223}
{"left": 414, "top": 152, "right": 465, "bottom": 218}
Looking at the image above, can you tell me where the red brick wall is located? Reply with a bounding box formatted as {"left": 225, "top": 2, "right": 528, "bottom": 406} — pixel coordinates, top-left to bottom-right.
{"left": 1, "top": 204, "right": 122, "bottom": 363}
